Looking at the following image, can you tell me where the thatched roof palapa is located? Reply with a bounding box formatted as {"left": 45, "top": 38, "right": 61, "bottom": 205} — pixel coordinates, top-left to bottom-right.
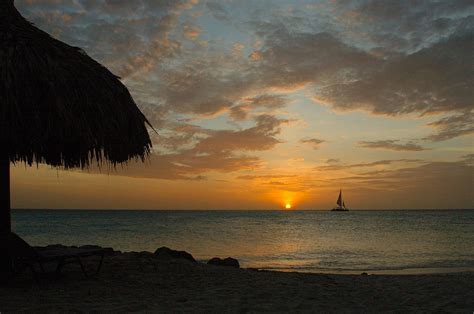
{"left": 0, "top": 0, "right": 152, "bottom": 169}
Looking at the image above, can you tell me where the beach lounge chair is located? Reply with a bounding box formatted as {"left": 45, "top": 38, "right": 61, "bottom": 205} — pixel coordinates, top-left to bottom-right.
{"left": 0, "top": 232, "right": 106, "bottom": 282}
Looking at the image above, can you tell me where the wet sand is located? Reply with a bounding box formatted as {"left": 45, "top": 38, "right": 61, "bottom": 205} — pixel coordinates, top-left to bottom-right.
{"left": 1, "top": 251, "right": 473, "bottom": 313}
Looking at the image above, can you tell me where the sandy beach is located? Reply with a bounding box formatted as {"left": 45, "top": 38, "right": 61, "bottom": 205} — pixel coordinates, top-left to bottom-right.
{"left": 1, "top": 248, "right": 473, "bottom": 313}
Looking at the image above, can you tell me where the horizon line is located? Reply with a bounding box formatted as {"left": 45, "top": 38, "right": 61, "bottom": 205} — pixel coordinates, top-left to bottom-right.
{"left": 12, "top": 208, "right": 474, "bottom": 211}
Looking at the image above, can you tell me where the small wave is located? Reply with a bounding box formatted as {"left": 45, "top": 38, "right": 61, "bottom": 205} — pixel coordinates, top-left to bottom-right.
{"left": 257, "top": 263, "right": 474, "bottom": 275}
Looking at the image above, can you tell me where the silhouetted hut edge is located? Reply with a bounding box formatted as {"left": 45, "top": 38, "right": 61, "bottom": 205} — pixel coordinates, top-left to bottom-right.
{"left": 1, "top": 0, "right": 152, "bottom": 169}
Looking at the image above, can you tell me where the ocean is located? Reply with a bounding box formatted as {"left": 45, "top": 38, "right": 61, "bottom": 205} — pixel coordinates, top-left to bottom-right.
{"left": 11, "top": 209, "right": 474, "bottom": 274}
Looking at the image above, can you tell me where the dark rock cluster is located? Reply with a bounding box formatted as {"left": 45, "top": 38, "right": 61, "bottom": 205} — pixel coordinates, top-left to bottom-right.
{"left": 153, "top": 247, "right": 197, "bottom": 263}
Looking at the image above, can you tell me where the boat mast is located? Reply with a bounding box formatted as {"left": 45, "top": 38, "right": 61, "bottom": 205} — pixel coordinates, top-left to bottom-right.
{"left": 337, "top": 189, "right": 342, "bottom": 208}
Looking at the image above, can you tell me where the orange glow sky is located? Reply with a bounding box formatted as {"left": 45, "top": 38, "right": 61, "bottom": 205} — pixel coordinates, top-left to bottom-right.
{"left": 11, "top": 0, "right": 474, "bottom": 210}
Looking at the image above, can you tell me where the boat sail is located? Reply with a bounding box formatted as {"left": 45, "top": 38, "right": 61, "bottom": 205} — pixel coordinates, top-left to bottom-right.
{"left": 332, "top": 189, "right": 349, "bottom": 211}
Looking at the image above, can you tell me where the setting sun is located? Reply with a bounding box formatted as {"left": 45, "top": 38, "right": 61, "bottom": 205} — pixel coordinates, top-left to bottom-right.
{"left": 285, "top": 203, "right": 292, "bottom": 209}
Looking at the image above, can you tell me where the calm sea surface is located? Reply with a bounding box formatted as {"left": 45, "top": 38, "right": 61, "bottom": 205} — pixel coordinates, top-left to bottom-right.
{"left": 12, "top": 210, "right": 474, "bottom": 274}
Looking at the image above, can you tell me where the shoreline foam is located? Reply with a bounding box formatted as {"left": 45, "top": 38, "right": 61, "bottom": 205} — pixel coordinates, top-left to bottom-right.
{"left": 257, "top": 266, "right": 474, "bottom": 275}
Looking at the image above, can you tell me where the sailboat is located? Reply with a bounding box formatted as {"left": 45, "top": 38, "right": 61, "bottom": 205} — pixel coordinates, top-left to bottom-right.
{"left": 331, "top": 189, "right": 349, "bottom": 211}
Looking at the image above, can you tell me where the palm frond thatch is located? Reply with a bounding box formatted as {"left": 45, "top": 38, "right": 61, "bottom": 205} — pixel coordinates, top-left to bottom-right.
{"left": 0, "top": 0, "right": 152, "bottom": 169}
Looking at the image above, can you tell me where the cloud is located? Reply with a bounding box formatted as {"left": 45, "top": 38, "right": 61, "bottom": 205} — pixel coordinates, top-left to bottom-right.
{"left": 229, "top": 94, "right": 288, "bottom": 120}
{"left": 157, "top": 57, "right": 256, "bottom": 116}
{"left": 307, "top": 156, "right": 473, "bottom": 208}
{"left": 183, "top": 24, "right": 202, "bottom": 40}
{"left": 300, "top": 138, "right": 325, "bottom": 149}
{"left": 244, "top": 94, "right": 288, "bottom": 109}
{"left": 85, "top": 114, "right": 288, "bottom": 180}
{"left": 318, "top": 33, "right": 473, "bottom": 116}
{"left": 249, "top": 10, "right": 473, "bottom": 140}
{"left": 357, "top": 140, "right": 428, "bottom": 151}
{"left": 328, "top": 0, "right": 474, "bottom": 53}
{"left": 267, "top": 181, "right": 289, "bottom": 186}
{"left": 19, "top": 1, "right": 473, "bottom": 134}
{"left": 17, "top": 0, "right": 473, "bottom": 168}
{"left": 236, "top": 173, "right": 309, "bottom": 193}
{"left": 237, "top": 174, "right": 297, "bottom": 180}
{"left": 193, "top": 115, "right": 289, "bottom": 153}
{"left": 341, "top": 159, "right": 473, "bottom": 208}
{"left": 255, "top": 30, "right": 379, "bottom": 91}
{"left": 39, "top": 0, "right": 468, "bottom": 143}
{"left": 16, "top": 0, "right": 191, "bottom": 79}
{"left": 316, "top": 159, "right": 422, "bottom": 171}
{"left": 206, "top": 1, "right": 229, "bottom": 21}
{"left": 250, "top": 51, "right": 262, "bottom": 61}
{"left": 424, "top": 111, "right": 474, "bottom": 141}
{"left": 228, "top": 156, "right": 473, "bottom": 207}
{"left": 101, "top": 151, "right": 261, "bottom": 180}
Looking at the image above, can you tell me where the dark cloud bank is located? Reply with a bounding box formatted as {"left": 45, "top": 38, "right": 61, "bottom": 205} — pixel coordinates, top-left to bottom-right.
{"left": 17, "top": 0, "right": 474, "bottom": 181}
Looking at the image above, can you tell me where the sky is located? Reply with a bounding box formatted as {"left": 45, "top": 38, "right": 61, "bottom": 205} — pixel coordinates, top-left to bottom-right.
{"left": 11, "top": 0, "right": 474, "bottom": 210}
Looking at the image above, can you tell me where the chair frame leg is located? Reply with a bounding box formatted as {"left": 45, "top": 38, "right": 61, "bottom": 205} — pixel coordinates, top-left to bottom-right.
{"left": 94, "top": 253, "right": 105, "bottom": 276}
{"left": 76, "top": 256, "right": 88, "bottom": 278}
